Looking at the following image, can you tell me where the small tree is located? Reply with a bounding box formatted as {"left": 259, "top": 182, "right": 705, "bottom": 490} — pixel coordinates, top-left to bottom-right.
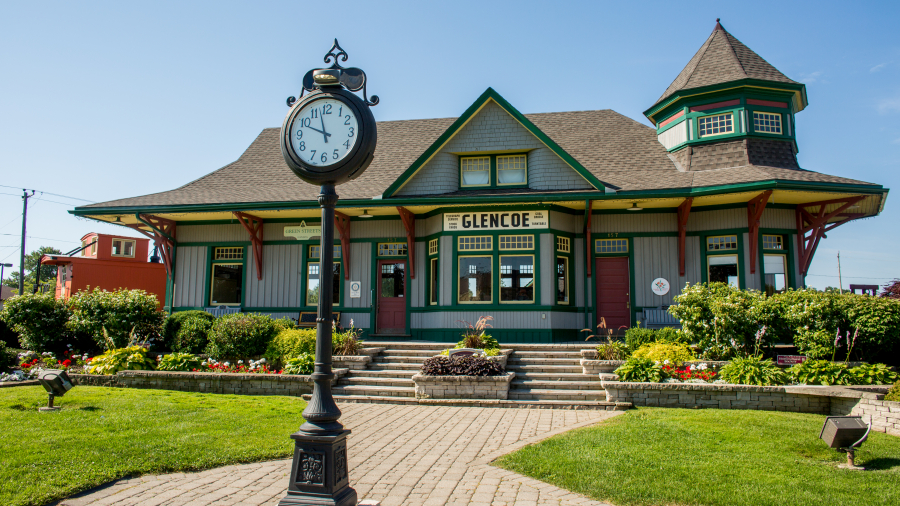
{"left": 67, "top": 288, "right": 165, "bottom": 350}
{"left": 1, "top": 246, "right": 62, "bottom": 293}
{"left": 880, "top": 279, "right": 900, "bottom": 299}
{"left": 0, "top": 292, "right": 71, "bottom": 352}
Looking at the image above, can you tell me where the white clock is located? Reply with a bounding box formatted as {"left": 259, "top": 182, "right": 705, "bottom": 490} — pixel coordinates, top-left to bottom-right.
{"left": 289, "top": 97, "right": 360, "bottom": 167}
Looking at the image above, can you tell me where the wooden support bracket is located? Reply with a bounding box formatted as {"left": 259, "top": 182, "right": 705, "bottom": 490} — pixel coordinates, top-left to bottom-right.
{"left": 127, "top": 214, "right": 176, "bottom": 277}
{"left": 334, "top": 211, "right": 351, "bottom": 280}
{"left": 585, "top": 200, "right": 593, "bottom": 277}
{"left": 677, "top": 198, "right": 693, "bottom": 276}
{"left": 233, "top": 212, "right": 264, "bottom": 280}
{"left": 397, "top": 206, "right": 416, "bottom": 279}
{"left": 795, "top": 196, "right": 868, "bottom": 277}
{"left": 747, "top": 191, "right": 772, "bottom": 274}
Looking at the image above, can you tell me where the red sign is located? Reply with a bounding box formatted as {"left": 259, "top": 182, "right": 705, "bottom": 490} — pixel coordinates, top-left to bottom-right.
{"left": 777, "top": 355, "right": 807, "bottom": 365}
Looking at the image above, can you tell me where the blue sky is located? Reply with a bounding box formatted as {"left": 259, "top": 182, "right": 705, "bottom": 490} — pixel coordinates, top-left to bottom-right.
{"left": 1, "top": 0, "right": 898, "bottom": 290}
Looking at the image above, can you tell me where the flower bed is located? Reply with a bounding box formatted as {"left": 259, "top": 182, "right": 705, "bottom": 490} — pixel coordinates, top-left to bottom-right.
{"left": 413, "top": 372, "right": 515, "bottom": 399}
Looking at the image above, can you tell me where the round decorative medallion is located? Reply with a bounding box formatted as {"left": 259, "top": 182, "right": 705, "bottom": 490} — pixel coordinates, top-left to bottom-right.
{"left": 651, "top": 277, "right": 670, "bottom": 296}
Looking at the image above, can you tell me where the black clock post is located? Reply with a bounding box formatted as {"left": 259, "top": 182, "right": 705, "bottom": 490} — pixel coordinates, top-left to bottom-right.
{"left": 277, "top": 40, "right": 378, "bottom": 506}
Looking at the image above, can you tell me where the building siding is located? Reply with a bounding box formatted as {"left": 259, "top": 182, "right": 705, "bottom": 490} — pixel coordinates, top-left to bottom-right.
{"left": 687, "top": 208, "right": 745, "bottom": 232}
{"left": 245, "top": 244, "right": 303, "bottom": 308}
{"left": 633, "top": 236, "right": 702, "bottom": 308}
{"left": 594, "top": 213, "right": 677, "bottom": 233}
{"left": 411, "top": 310, "right": 581, "bottom": 329}
{"left": 540, "top": 233, "right": 553, "bottom": 305}
{"left": 574, "top": 238, "right": 585, "bottom": 307}
{"left": 179, "top": 224, "right": 246, "bottom": 243}
{"left": 440, "top": 236, "right": 453, "bottom": 306}
{"left": 411, "top": 241, "right": 426, "bottom": 307}
{"left": 761, "top": 207, "right": 795, "bottom": 229}
{"left": 550, "top": 210, "right": 578, "bottom": 233}
{"left": 742, "top": 232, "right": 762, "bottom": 290}
{"left": 173, "top": 246, "right": 207, "bottom": 307}
{"left": 415, "top": 214, "right": 442, "bottom": 237}
{"left": 345, "top": 242, "right": 372, "bottom": 308}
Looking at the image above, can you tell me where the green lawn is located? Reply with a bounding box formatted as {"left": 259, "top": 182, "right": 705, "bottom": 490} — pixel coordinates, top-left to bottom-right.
{"left": 0, "top": 386, "right": 307, "bottom": 506}
{"left": 494, "top": 408, "right": 900, "bottom": 506}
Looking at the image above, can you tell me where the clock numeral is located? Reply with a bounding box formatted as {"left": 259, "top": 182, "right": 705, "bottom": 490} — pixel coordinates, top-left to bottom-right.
{"left": 301, "top": 117, "right": 311, "bottom": 128}
{"left": 343, "top": 140, "right": 351, "bottom": 149}
{"left": 321, "top": 152, "right": 327, "bottom": 163}
{"left": 323, "top": 104, "right": 332, "bottom": 115}
{"left": 310, "top": 150, "right": 316, "bottom": 162}
{"left": 295, "top": 130, "right": 302, "bottom": 139}
{"left": 311, "top": 108, "right": 318, "bottom": 119}
{"left": 348, "top": 127, "right": 354, "bottom": 137}
{"left": 297, "top": 141, "right": 305, "bottom": 151}
{"left": 338, "top": 106, "right": 342, "bottom": 117}
{"left": 333, "top": 149, "right": 339, "bottom": 159}
{"left": 344, "top": 115, "right": 351, "bottom": 125}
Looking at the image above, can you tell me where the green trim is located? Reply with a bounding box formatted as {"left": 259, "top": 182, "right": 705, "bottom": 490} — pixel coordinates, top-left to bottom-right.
{"left": 203, "top": 244, "right": 248, "bottom": 308}
{"left": 699, "top": 232, "right": 746, "bottom": 289}
{"left": 644, "top": 78, "right": 808, "bottom": 122}
{"left": 458, "top": 153, "right": 529, "bottom": 190}
{"left": 381, "top": 87, "right": 604, "bottom": 198}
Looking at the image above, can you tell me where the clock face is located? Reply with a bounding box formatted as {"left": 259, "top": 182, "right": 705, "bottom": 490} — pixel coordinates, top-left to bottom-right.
{"left": 289, "top": 97, "right": 360, "bottom": 167}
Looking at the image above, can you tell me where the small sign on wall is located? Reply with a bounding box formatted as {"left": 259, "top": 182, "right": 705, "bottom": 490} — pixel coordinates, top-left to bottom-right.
{"left": 651, "top": 278, "right": 670, "bottom": 296}
{"left": 777, "top": 355, "right": 807, "bottom": 365}
{"left": 350, "top": 281, "right": 361, "bottom": 298}
{"left": 443, "top": 211, "right": 548, "bottom": 231}
{"left": 284, "top": 221, "right": 322, "bottom": 240}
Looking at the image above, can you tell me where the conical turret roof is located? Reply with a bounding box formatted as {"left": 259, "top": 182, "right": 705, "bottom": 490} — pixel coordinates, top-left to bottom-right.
{"left": 653, "top": 20, "right": 799, "bottom": 108}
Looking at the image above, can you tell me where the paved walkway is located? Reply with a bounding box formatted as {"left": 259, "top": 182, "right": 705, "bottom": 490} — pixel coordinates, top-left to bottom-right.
{"left": 60, "top": 404, "right": 620, "bottom": 506}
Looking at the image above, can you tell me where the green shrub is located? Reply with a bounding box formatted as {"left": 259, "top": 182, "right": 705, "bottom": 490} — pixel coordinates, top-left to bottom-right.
{"left": 333, "top": 321, "right": 364, "bottom": 356}
{"left": 597, "top": 340, "right": 630, "bottom": 360}
{"left": 68, "top": 288, "right": 165, "bottom": 350}
{"left": 788, "top": 359, "right": 850, "bottom": 386}
{"left": 264, "top": 328, "right": 317, "bottom": 366}
{"left": 0, "top": 317, "right": 20, "bottom": 348}
{"left": 624, "top": 327, "right": 687, "bottom": 352}
{"left": 632, "top": 342, "right": 695, "bottom": 365}
{"left": 163, "top": 311, "right": 215, "bottom": 351}
{"left": 0, "top": 343, "right": 15, "bottom": 372}
{"left": 847, "top": 363, "right": 899, "bottom": 385}
{"left": 205, "top": 313, "right": 278, "bottom": 360}
{"left": 614, "top": 357, "right": 666, "bottom": 383}
{"left": 0, "top": 293, "right": 72, "bottom": 353}
{"left": 273, "top": 317, "right": 296, "bottom": 332}
{"left": 157, "top": 352, "right": 203, "bottom": 372}
{"left": 719, "top": 356, "right": 788, "bottom": 386}
{"left": 88, "top": 346, "right": 156, "bottom": 375}
{"left": 282, "top": 353, "right": 314, "bottom": 375}
{"left": 885, "top": 381, "right": 900, "bottom": 402}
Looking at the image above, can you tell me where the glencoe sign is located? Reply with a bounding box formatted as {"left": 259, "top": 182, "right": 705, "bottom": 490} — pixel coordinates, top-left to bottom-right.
{"left": 443, "top": 211, "right": 548, "bottom": 231}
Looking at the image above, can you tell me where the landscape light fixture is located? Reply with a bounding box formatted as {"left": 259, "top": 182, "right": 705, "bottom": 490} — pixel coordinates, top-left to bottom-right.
{"left": 37, "top": 370, "right": 74, "bottom": 412}
{"left": 819, "top": 415, "right": 871, "bottom": 470}
{"left": 626, "top": 202, "right": 643, "bottom": 211}
{"left": 359, "top": 209, "right": 374, "bottom": 218}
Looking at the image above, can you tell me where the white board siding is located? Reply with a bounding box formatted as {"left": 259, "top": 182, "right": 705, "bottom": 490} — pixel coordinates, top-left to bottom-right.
{"left": 550, "top": 211, "right": 578, "bottom": 233}
{"left": 790, "top": 234, "right": 804, "bottom": 288}
{"left": 415, "top": 215, "right": 442, "bottom": 237}
{"left": 342, "top": 312, "right": 370, "bottom": 329}
{"left": 410, "top": 241, "right": 426, "bottom": 308}
{"left": 440, "top": 236, "right": 453, "bottom": 306}
{"left": 353, "top": 219, "right": 406, "bottom": 238}
{"left": 657, "top": 121, "right": 687, "bottom": 150}
{"left": 594, "top": 213, "right": 677, "bottom": 233}
{"left": 633, "top": 236, "right": 702, "bottom": 308}
{"left": 410, "top": 311, "right": 581, "bottom": 329}
{"left": 686, "top": 208, "right": 745, "bottom": 232}
{"left": 345, "top": 242, "right": 372, "bottom": 309}
{"left": 540, "top": 233, "right": 554, "bottom": 306}
{"left": 742, "top": 232, "right": 762, "bottom": 290}
{"left": 244, "top": 244, "right": 303, "bottom": 308}
{"left": 174, "top": 246, "right": 207, "bottom": 307}
{"left": 179, "top": 224, "right": 246, "bottom": 243}
{"left": 574, "top": 238, "right": 585, "bottom": 307}
{"left": 761, "top": 208, "right": 795, "bottom": 229}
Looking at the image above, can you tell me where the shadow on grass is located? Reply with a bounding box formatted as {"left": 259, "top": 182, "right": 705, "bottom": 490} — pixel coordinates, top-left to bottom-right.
{"left": 862, "top": 457, "right": 900, "bottom": 470}
{"left": 78, "top": 406, "right": 102, "bottom": 412}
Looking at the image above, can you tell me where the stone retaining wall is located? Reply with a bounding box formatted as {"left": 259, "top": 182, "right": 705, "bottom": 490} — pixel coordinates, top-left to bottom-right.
{"left": 413, "top": 372, "right": 515, "bottom": 400}
{"left": 332, "top": 355, "right": 371, "bottom": 370}
{"left": 602, "top": 381, "right": 899, "bottom": 436}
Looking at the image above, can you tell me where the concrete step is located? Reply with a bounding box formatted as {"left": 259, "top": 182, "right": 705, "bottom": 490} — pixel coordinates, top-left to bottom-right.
{"left": 500, "top": 344, "right": 589, "bottom": 351}
{"left": 511, "top": 380, "right": 605, "bottom": 390}
{"left": 332, "top": 385, "right": 414, "bottom": 398}
{"left": 506, "top": 364, "right": 583, "bottom": 373}
{"left": 308, "top": 394, "right": 630, "bottom": 410}
{"left": 369, "top": 363, "right": 422, "bottom": 371}
{"left": 512, "top": 351, "right": 583, "bottom": 358}
{"left": 337, "top": 377, "right": 414, "bottom": 388}
{"left": 347, "top": 370, "right": 417, "bottom": 378}
{"left": 380, "top": 349, "right": 445, "bottom": 357}
{"left": 373, "top": 355, "right": 433, "bottom": 364}
{"left": 508, "top": 389, "right": 609, "bottom": 401}
{"left": 509, "top": 372, "right": 598, "bottom": 381}
{"left": 364, "top": 341, "right": 455, "bottom": 350}
{"left": 507, "top": 357, "right": 582, "bottom": 366}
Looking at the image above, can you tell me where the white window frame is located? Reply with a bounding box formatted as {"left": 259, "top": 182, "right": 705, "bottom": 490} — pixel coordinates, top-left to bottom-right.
{"left": 557, "top": 236, "right": 571, "bottom": 253}
{"left": 499, "top": 254, "right": 535, "bottom": 304}
{"left": 209, "top": 262, "right": 243, "bottom": 306}
{"left": 460, "top": 156, "right": 491, "bottom": 188}
{"left": 707, "top": 254, "right": 740, "bottom": 288}
{"left": 428, "top": 239, "right": 439, "bottom": 256}
{"left": 556, "top": 256, "right": 569, "bottom": 305}
{"left": 753, "top": 111, "right": 782, "bottom": 135}
{"left": 111, "top": 239, "right": 136, "bottom": 258}
{"left": 498, "top": 235, "right": 534, "bottom": 250}
{"left": 458, "top": 236, "right": 492, "bottom": 251}
{"left": 458, "top": 255, "right": 493, "bottom": 304}
{"left": 496, "top": 154, "right": 527, "bottom": 186}
{"left": 698, "top": 113, "right": 734, "bottom": 137}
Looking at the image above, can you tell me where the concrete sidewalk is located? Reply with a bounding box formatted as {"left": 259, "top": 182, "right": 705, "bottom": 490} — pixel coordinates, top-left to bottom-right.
{"left": 59, "top": 404, "right": 620, "bottom": 506}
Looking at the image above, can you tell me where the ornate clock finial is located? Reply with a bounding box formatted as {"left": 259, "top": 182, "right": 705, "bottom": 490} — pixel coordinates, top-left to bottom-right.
{"left": 324, "top": 39, "right": 349, "bottom": 67}
{"left": 286, "top": 40, "right": 379, "bottom": 108}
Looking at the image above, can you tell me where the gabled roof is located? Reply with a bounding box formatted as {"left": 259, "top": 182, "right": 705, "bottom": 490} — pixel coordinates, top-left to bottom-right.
{"left": 651, "top": 21, "right": 802, "bottom": 111}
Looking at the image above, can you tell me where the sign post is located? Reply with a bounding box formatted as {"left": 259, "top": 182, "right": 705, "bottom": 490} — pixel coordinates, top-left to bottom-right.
{"left": 277, "top": 40, "right": 378, "bottom": 506}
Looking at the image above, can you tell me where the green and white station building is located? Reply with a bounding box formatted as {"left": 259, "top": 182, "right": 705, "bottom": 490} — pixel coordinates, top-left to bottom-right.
{"left": 73, "top": 22, "right": 887, "bottom": 343}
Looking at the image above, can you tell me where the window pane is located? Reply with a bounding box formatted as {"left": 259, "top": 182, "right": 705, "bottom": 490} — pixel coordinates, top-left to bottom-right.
{"left": 307, "top": 263, "right": 320, "bottom": 305}
{"left": 112, "top": 240, "right": 121, "bottom": 255}
{"left": 124, "top": 241, "right": 134, "bottom": 257}
{"left": 762, "top": 235, "right": 783, "bottom": 250}
{"left": 458, "top": 257, "right": 491, "bottom": 302}
{"left": 754, "top": 112, "right": 782, "bottom": 134}
{"left": 461, "top": 157, "right": 490, "bottom": 186}
{"left": 707, "top": 235, "right": 738, "bottom": 251}
{"left": 698, "top": 113, "right": 734, "bottom": 137}
{"left": 211, "top": 264, "right": 243, "bottom": 305}
{"left": 708, "top": 255, "right": 739, "bottom": 287}
{"left": 499, "top": 235, "right": 533, "bottom": 250}
{"left": 331, "top": 263, "right": 341, "bottom": 305}
{"left": 378, "top": 243, "right": 407, "bottom": 256}
{"left": 556, "top": 257, "right": 569, "bottom": 304}
{"left": 430, "top": 258, "right": 439, "bottom": 305}
{"left": 458, "top": 236, "right": 492, "bottom": 251}
{"left": 497, "top": 155, "right": 526, "bottom": 184}
{"left": 596, "top": 239, "right": 628, "bottom": 254}
{"left": 381, "top": 263, "right": 405, "bottom": 298}
{"left": 764, "top": 254, "right": 787, "bottom": 296}
{"left": 500, "top": 255, "right": 534, "bottom": 302}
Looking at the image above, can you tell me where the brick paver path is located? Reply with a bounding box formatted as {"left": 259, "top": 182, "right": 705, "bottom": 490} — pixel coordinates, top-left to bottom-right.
{"left": 60, "top": 404, "right": 621, "bottom": 506}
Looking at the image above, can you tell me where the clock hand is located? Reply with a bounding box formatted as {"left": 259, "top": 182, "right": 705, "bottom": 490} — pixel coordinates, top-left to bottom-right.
{"left": 319, "top": 112, "right": 329, "bottom": 143}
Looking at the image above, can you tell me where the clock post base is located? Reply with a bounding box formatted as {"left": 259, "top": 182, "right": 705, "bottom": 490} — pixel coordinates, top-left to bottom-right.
{"left": 277, "top": 429, "right": 357, "bottom": 506}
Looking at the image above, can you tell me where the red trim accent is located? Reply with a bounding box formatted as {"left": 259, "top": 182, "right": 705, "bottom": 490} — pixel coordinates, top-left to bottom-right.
{"left": 659, "top": 110, "right": 684, "bottom": 128}
{"left": 127, "top": 215, "right": 176, "bottom": 277}
{"left": 233, "top": 212, "right": 264, "bottom": 281}
{"left": 795, "top": 196, "right": 868, "bottom": 277}
{"left": 747, "top": 99, "right": 788, "bottom": 109}
{"left": 690, "top": 99, "right": 740, "bottom": 112}
{"left": 397, "top": 207, "right": 416, "bottom": 279}
{"left": 585, "top": 200, "right": 593, "bottom": 277}
{"left": 677, "top": 198, "right": 693, "bottom": 276}
{"left": 334, "top": 211, "right": 351, "bottom": 280}
{"left": 747, "top": 191, "right": 772, "bottom": 274}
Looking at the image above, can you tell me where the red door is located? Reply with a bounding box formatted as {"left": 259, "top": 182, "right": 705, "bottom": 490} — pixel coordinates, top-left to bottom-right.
{"left": 596, "top": 257, "right": 630, "bottom": 334}
{"left": 377, "top": 260, "right": 406, "bottom": 334}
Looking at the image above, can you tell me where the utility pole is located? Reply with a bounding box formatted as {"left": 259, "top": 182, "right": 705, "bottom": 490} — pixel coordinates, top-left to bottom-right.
{"left": 19, "top": 189, "right": 35, "bottom": 296}
{"left": 837, "top": 251, "right": 843, "bottom": 294}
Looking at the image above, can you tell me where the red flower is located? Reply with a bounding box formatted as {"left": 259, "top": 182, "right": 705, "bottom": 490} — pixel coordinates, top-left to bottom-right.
{"left": 61, "top": 359, "right": 72, "bottom": 367}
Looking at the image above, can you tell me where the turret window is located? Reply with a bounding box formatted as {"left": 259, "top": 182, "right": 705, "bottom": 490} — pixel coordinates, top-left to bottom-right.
{"left": 753, "top": 112, "right": 782, "bottom": 134}
{"left": 698, "top": 113, "right": 733, "bottom": 137}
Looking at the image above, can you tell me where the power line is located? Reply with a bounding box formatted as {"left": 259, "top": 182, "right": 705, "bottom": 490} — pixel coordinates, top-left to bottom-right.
{"left": 0, "top": 192, "right": 75, "bottom": 206}
{"left": 806, "top": 274, "right": 891, "bottom": 280}
{"left": 0, "top": 184, "right": 92, "bottom": 202}
{"left": 0, "top": 234, "right": 80, "bottom": 242}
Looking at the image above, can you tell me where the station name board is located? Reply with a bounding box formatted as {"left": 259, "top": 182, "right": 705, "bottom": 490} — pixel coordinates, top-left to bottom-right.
{"left": 284, "top": 221, "right": 322, "bottom": 240}
{"left": 443, "top": 211, "right": 548, "bottom": 231}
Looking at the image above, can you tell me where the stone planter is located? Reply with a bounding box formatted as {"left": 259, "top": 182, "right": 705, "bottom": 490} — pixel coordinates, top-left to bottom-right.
{"left": 333, "top": 355, "right": 371, "bottom": 370}
{"left": 581, "top": 359, "right": 625, "bottom": 375}
{"left": 580, "top": 349, "right": 599, "bottom": 360}
{"left": 431, "top": 349, "right": 512, "bottom": 369}
{"left": 412, "top": 372, "right": 515, "bottom": 399}
{"left": 359, "top": 347, "right": 385, "bottom": 357}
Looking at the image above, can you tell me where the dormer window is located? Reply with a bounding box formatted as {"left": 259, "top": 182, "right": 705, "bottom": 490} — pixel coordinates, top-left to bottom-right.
{"left": 497, "top": 155, "right": 527, "bottom": 185}
{"left": 460, "top": 157, "right": 491, "bottom": 187}
{"left": 698, "top": 113, "right": 733, "bottom": 137}
{"left": 753, "top": 112, "right": 782, "bottom": 134}
{"left": 111, "top": 239, "right": 135, "bottom": 257}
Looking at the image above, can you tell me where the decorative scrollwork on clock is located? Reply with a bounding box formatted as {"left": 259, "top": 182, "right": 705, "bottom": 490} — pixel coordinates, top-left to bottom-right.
{"left": 287, "top": 39, "right": 379, "bottom": 108}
